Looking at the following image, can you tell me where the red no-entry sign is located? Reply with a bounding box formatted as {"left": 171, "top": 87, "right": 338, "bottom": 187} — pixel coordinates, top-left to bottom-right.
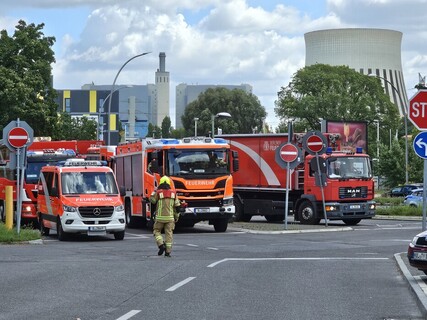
{"left": 8, "top": 127, "right": 29, "bottom": 148}
{"left": 306, "top": 135, "right": 323, "bottom": 153}
{"left": 302, "top": 131, "right": 327, "bottom": 155}
{"left": 279, "top": 143, "right": 299, "bottom": 163}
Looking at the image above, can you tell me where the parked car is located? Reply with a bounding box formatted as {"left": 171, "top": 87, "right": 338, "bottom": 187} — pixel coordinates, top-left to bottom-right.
{"left": 403, "top": 188, "right": 424, "bottom": 207}
{"left": 408, "top": 230, "right": 427, "bottom": 274}
{"left": 389, "top": 184, "right": 421, "bottom": 197}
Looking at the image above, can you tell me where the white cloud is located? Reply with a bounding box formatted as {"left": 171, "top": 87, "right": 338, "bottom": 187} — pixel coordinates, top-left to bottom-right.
{"left": 2, "top": 0, "right": 427, "bottom": 127}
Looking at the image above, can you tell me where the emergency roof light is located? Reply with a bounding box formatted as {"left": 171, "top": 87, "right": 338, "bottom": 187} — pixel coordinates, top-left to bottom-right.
{"left": 58, "top": 159, "right": 107, "bottom": 167}
{"left": 160, "top": 139, "right": 180, "bottom": 145}
{"left": 213, "top": 138, "right": 227, "bottom": 144}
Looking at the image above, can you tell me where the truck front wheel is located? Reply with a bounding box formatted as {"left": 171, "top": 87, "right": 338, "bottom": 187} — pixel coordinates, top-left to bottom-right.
{"left": 125, "top": 202, "right": 138, "bottom": 228}
{"left": 342, "top": 218, "right": 361, "bottom": 226}
{"left": 298, "top": 201, "right": 320, "bottom": 225}
{"left": 213, "top": 218, "right": 228, "bottom": 232}
{"left": 114, "top": 230, "right": 125, "bottom": 240}
{"left": 57, "top": 218, "right": 68, "bottom": 241}
{"left": 0, "top": 201, "right": 4, "bottom": 222}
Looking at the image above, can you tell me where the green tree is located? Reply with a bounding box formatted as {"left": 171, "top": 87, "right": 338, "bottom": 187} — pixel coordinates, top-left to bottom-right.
{"left": 181, "top": 88, "right": 266, "bottom": 136}
{"left": 53, "top": 113, "right": 96, "bottom": 140}
{"left": 0, "top": 20, "right": 58, "bottom": 138}
{"left": 377, "top": 139, "right": 405, "bottom": 187}
{"left": 274, "top": 64, "right": 400, "bottom": 154}
{"left": 161, "top": 116, "right": 172, "bottom": 138}
{"left": 148, "top": 123, "right": 161, "bottom": 138}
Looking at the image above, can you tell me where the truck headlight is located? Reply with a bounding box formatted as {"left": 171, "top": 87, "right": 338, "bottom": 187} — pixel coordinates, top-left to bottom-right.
{"left": 115, "top": 205, "right": 124, "bottom": 212}
{"left": 223, "top": 198, "right": 233, "bottom": 206}
{"left": 325, "top": 205, "right": 337, "bottom": 212}
{"left": 63, "top": 205, "right": 77, "bottom": 212}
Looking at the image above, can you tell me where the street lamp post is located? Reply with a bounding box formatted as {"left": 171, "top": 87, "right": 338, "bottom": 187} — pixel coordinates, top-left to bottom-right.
{"left": 369, "top": 74, "right": 409, "bottom": 184}
{"left": 374, "top": 120, "right": 380, "bottom": 160}
{"left": 194, "top": 118, "right": 199, "bottom": 137}
{"left": 98, "top": 85, "right": 132, "bottom": 141}
{"left": 211, "top": 112, "right": 232, "bottom": 138}
{"left": 107, "top": 52, "right": 150, "bottom": 145}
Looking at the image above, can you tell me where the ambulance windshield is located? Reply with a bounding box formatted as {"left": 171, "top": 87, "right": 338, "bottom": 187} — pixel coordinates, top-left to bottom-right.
{"left": 166, "top": 149, "right": 229, "bottom": 176}
{"left": 61, "top": 172, "right": 118, "bottom": 194}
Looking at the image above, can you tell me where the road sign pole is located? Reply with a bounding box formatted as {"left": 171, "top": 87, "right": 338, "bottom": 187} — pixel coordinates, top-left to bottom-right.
{"left": 423, "top": 160, "right": 427, "bottom": 231}
{"left": 284, "top": 162, "right": 290, "bottom": 230}
{"left": 315, "top": 153, "right": 328, "bottom": 227}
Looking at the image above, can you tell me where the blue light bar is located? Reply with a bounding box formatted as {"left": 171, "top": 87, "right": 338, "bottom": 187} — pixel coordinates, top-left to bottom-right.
{"left": 356, "top": 147, "right": 363, "bottom": 154}
{"left": 213, "top": 138, "right": 227, "bottom": 144}
{"left": 160, "top": 139, "right": 180, "bottom": 145}
{"left": 326, "top": 147, "right": 333, "bottom": 154}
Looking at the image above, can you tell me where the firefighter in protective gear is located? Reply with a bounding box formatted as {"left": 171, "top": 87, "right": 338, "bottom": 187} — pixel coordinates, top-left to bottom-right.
{"left": 149, "top": 176, "right": 181, "bottom": 257}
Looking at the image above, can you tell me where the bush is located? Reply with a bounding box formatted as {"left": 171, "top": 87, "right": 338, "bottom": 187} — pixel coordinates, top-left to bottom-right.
{"left": 0, "top": 222, "right": 41, "bottom": 243}
{"left": 376, "top": 205, "right": 422, "bottom": 217}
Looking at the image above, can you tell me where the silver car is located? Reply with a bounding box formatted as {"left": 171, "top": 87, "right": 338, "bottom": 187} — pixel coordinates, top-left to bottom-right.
{"left": 403, "top": 188, "right": 424, "bottom": 207}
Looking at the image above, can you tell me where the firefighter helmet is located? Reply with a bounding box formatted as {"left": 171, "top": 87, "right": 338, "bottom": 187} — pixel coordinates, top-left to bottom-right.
{"left": 159, "top": 176, "right": 171, "bottom": 186}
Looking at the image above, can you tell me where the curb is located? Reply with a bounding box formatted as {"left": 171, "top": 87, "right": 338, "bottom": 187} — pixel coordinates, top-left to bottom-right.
{"left": 394, "top": 252, "right": 427, "bottom": 317}
{"left": 237, "top": 226, "right": 353, "bottom": 234}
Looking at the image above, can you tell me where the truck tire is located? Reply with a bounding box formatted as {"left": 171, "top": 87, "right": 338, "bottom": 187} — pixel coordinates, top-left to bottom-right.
{"left": 114, "top": 230, "right": 125, "bottom": 240}
{"left": 342, "top": 218, "right": 361, "bottom": 226}
{"left": 0, "top": 201, "right": 4, "bottom": 222}
{"left": 298, "top": 201, "right": 320, "bottom": 225}
{"left": 39, "top": 215, "right": 50, "bottom": 236}
{"left": 56, "top": 217, "right": 67, "bottom": 241}
{"left": 234, "top": 198, "right": 251, "bottom": 222}
{"left": 125, "top": 202, "right": 138, "bottom": 228}
{"left": 213, "top": 218, "right": 228, "bottom": 232}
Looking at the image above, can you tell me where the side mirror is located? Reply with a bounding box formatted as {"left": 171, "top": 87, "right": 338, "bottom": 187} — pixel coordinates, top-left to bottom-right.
{"left": 119, "top": 186, "right": 126, "bottom": 197}
{"left": 50, "top": 187, "right": 58, "bottom": 197}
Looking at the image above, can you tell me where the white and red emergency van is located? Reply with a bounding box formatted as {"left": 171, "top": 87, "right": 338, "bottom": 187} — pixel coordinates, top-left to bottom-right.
{"left": 37, "top": 159, "right": 126, "bottom": 240}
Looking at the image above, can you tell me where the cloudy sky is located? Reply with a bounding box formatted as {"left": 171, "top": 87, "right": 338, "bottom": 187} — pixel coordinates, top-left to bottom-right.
{"left": 1, "top": 0, "right": 426, "bottom": 128}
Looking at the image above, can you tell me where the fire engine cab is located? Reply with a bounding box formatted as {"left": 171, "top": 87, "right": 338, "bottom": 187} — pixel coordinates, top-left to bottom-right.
{"left": 37, "top": 159, "right": 126, "bottom": 240}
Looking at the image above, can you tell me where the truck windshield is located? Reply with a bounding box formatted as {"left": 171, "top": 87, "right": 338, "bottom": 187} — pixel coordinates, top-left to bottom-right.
{"left": 61, "top": 172, "right": 118, "bottom": 194}
{"left": 26, "top": 162, "right": 47, "bottom": 184}
{"left": 166, "top": 149, "right": 229, "bottom": 176}
{"left": 327, "top": 156, "right": 372, "bottom": 179}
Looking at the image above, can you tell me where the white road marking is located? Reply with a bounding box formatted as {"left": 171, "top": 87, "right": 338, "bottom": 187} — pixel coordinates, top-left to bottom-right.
{"left": 166, "top": 277, "right": 196, "bottom": 292}
{"left": 116, "top": 310, "right": 141, "bottom": 320}
{"left": 124, "top": 233, "right": 150, "bottom": 239}
{"left": 186, "top": 244, "right": 199, "bottom": 247}
{"left": 207, "top": 257, "right": 389, "bottom": 268}
{"left": 207, "top": 247, "right": 219, "bottom": 250}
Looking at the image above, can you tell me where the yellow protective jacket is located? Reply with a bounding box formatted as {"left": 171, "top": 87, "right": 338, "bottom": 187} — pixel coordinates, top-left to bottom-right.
{"left": 149, "top": 188, "right": 181, "bottom": 222}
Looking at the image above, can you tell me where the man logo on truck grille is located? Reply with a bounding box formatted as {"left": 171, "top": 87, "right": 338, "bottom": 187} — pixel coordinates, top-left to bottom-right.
{"left": 93, "top": 208, "right": 101, "bottom": 216}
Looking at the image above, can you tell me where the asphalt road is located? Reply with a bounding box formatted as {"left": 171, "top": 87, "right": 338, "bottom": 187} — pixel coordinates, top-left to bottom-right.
{"left": 0, "top": 217, "right": 426, "bottom": 320}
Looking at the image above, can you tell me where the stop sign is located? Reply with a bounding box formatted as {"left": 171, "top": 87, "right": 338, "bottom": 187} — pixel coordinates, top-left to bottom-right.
{"left": 8, "top": 127, "right": 29, "bottom": 148}
{"left": 409, "top": 90, "right": 427, "bottom": 130}
{"left": 279, "top": 143, "right": 299, "bottom": 163}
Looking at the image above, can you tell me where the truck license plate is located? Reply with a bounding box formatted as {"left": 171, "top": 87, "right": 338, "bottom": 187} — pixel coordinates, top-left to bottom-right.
{"left": 349, "top": 205, "right": 361, "bottom": 210}
{"left": 414, "top": 252, "right": 427, "bottom": 261}
{"left": 195, "top": 208, "right": 209, "bottom": 213}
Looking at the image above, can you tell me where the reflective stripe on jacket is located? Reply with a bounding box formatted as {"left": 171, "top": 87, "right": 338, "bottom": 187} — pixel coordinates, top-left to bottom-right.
{"left": 149, "top": 189, "right": 181, "bottom": 222}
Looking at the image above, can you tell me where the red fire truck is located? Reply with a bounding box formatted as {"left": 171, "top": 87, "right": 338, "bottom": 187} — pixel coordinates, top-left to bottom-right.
{"left": 0, "top": 139, "right": 103, "bottom": 225}
{"left": 219, "top": 133, "right": 376, "bottom": 225}
{"left": 113, "top": 137, "right": 238, "bottom": 232}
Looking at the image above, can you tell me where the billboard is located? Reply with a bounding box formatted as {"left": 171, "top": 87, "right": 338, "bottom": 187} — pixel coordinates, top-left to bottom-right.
{"left": 326, "top": 121, "right": 367, "bottom": 153}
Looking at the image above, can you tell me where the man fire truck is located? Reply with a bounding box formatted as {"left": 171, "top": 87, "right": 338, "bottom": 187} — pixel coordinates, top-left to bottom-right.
{"left": 113, "top": 137, "right": 238, "bottom": 232}
{"left": 219, "top": 133, "right": 375, "bottom": 225}
{"left": 0, "top": 139, "right": 103, "bottom": 225}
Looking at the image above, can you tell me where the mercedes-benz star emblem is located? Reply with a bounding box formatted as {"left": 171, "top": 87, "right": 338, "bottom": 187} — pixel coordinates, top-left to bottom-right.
{"left": 93, "top": 208, "right": 101, "bottom": 216}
